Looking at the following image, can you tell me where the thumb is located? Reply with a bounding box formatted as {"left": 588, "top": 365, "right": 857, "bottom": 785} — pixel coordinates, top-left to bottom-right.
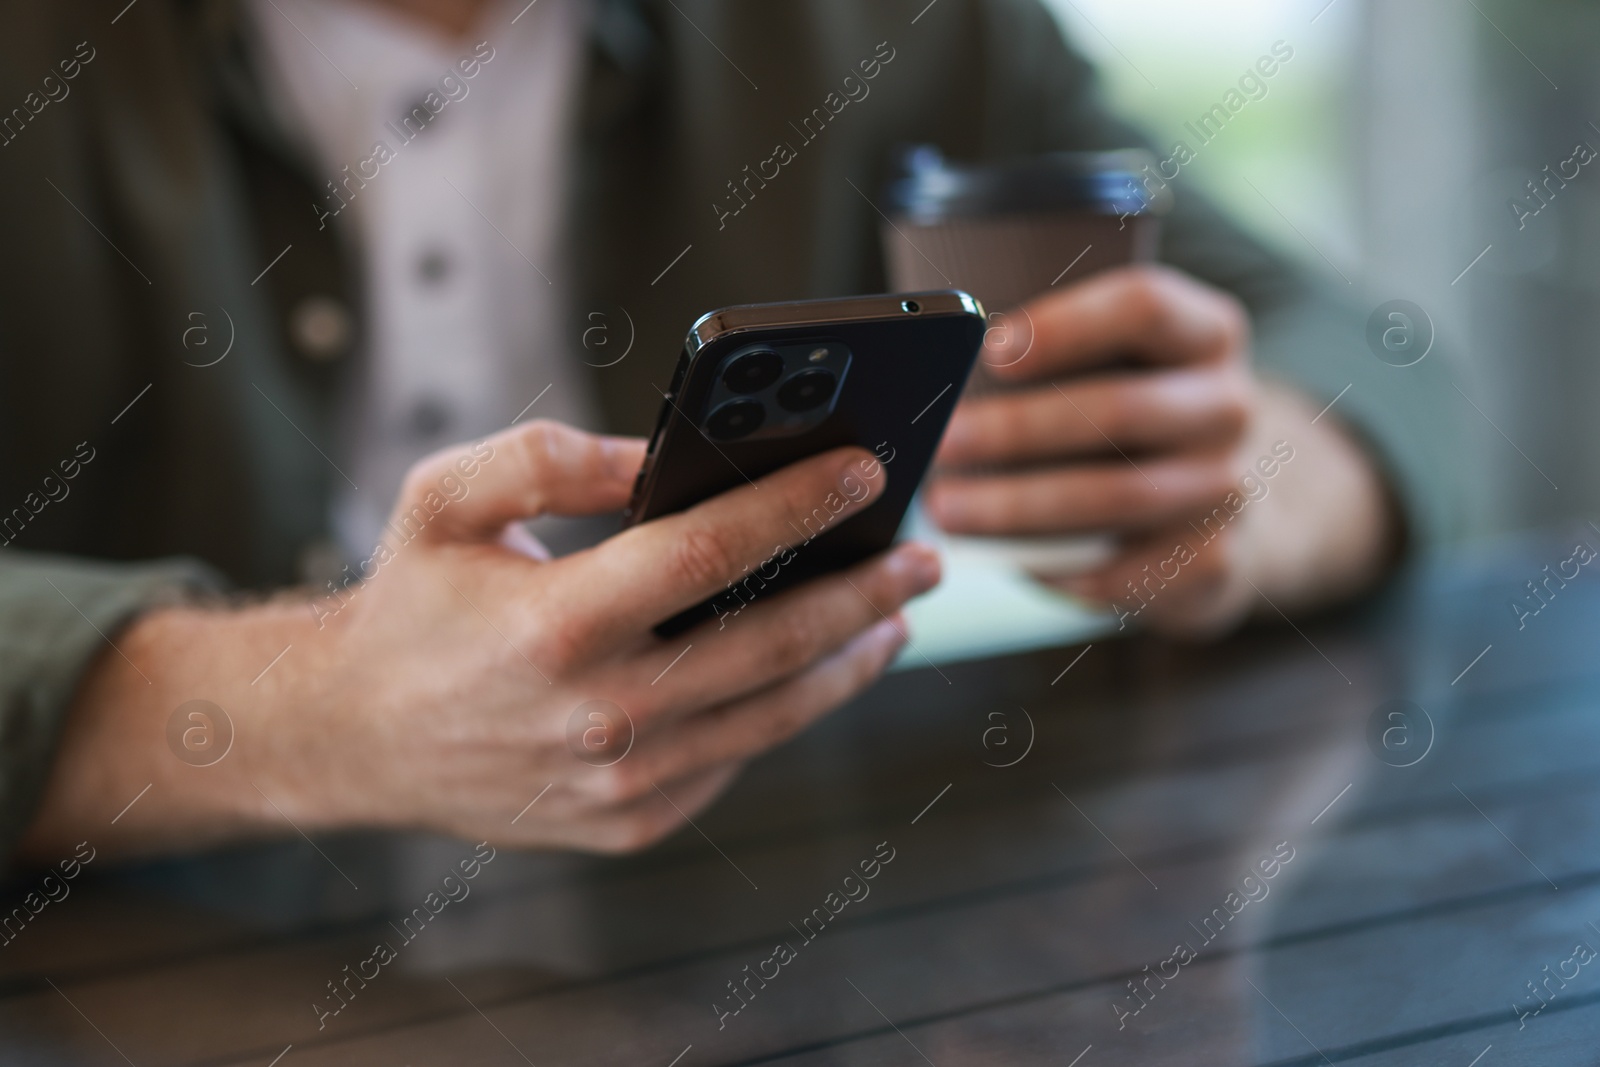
{"left": 390, "top": 420, "right": 646, "bottom": 544}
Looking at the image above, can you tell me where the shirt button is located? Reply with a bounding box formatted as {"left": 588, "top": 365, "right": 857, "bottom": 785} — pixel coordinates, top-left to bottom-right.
{"left": 288, "top": 296, "right": 353, "bottom": 361}
{"left": 404, "top": 396, "right": 454, "bottom": 440}
{"left": 417, "top": 247, "right": 451, "bottom": 285}
{"left": 401, "top": 98, "right": 435, "bottom": 127}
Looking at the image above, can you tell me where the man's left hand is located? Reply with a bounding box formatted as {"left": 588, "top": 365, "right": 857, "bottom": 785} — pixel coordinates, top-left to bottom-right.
{"left": 926, "top": 265, "right": 1398, "bottom": 637}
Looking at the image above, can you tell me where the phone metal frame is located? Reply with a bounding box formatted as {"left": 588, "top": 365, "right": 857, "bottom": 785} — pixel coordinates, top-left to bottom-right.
{"left": 686, "top": 290, "right": 983, "bottom": 354}
{"left": 629, "top": 289, "right": 986, "bottom": 635}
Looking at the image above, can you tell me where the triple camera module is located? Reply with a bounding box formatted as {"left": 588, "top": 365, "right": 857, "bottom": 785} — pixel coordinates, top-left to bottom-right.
{"left": 702, "top": 341, "right": 852, "bottom": 442}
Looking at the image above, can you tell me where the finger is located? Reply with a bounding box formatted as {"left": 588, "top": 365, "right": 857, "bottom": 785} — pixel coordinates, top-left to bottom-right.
{"left": 500, "top": 762, "right": 741, "bottom": 854}
{"left": 584, "top": 762, "right": 744, "bottom": 854}
{"left": 396, "top": 420, "right": 646, "bottom": 543}
{"left": 926, "top": 450, "right": 1238, "bottom": 535}
{"left": 936, "top": 367, "right": 1252, "bottom": 467}
{"left": 989, "top": 265, "right": 1248, "bottom": 383}
{"left": 634, "top": 542, "right": 939, "bottom": 722}
{"left": 1054, "top": 522, "right": 1252, "bottom": 638}
{"left": 586, "top": 614, "right": 906, "bottom": 807}
{"left": 554, "top": 446, "right": 888, "bottom": 644}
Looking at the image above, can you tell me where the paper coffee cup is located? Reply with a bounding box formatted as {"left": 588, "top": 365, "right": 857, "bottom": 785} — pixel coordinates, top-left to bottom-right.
{"left": 881, "top": 147, "right": 1169, "bottom": 577}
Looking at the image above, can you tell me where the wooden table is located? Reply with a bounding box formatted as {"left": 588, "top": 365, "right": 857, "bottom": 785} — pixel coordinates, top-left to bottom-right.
{"left": 6, "top": 531, "right": 1600, "bottom": 1065}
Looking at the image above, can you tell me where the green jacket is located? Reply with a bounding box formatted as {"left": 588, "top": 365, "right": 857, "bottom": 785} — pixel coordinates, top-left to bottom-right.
{"left": 0, "top": 0, "right": 1463, "bottom": 862}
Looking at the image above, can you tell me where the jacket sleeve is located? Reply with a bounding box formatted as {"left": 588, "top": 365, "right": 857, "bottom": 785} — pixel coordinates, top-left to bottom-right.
{"left": 984, "top": 0, "right": 1469, "bottom": 548}
{"left": 0, "top": 551, "right": 220, "bottom": 869}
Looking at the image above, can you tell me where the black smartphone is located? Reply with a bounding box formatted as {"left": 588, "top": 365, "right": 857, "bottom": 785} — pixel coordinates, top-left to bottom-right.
{"left": 625, "top": 290, "right": 986, "bottom": 636}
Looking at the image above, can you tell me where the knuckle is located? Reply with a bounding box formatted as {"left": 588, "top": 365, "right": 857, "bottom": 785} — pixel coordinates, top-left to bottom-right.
{"left": 990, "top": 486, "right": 1032, "bottom": 532}
{"left": 589, "top": 762, "right": 644, "bottom": 806}
{"left": 1093, "top": 383, "right": 1135, "bottom": 441}
{"left": 768, "top": 608, "right": 823, "bottom": 675}
{"left": 671, "top": 524, "right": 740, "bottom": 590}
{"left": 621, "top": 690, "right": 661, "bottom": 728}
{"left": 1004, "top": 399, "right": 1047, "bottom": 455}
{"left": 957, "top": 404, "right": 996, "bottom": 455}
{"left": 511, "top": 419, "right": 562, "bottom": 474}
{"left": 527, "top": 618, "right": 587, "bottom": 675}
{"left": 989, "top": 403, "right": 1029, "bottom": 456}
{"left": 1105, "top": 472, "right": 1159, "bottom": 519}
{"left": 957, "top": 482, "right": 1008, "bottom": 532}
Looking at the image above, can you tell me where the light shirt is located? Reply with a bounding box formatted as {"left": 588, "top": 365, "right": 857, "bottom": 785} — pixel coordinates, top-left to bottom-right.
{"left": 247, "top": 0, "right": 594, "bottom": 563}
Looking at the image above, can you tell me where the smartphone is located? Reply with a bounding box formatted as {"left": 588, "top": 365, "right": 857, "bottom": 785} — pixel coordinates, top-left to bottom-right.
{"left": 625, "top": 290, "right": 986, "bottom": 636}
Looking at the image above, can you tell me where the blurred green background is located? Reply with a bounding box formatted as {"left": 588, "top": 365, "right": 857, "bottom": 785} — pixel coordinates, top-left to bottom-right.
{"left": 1042, "top": 0, "right": 1600, "bottom": 544}
{"left": 1041, "top": 0, "right": 1359, "bottom": 269}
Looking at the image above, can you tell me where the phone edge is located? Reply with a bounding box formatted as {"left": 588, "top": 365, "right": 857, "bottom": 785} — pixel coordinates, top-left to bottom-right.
{"left": 685, "top": 289, "right": 984, "bottom": 354}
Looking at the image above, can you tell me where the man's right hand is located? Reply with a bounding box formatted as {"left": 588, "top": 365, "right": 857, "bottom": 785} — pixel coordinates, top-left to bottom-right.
{"left": 22, "top": 421, "right": 938, "bottom": 858}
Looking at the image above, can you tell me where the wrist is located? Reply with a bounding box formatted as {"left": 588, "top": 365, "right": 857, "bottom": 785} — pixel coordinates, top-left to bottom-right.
{"left": 1245, "top": 383, "right": 1399, "bottom": 612}
{"left": 21, "top": 594, "right": 333, "bottom": 860}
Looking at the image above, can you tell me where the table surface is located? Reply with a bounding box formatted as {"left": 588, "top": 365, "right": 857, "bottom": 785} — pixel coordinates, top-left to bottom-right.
{"left": 6, "top": 530, "right": 1600, "bottom": 1066}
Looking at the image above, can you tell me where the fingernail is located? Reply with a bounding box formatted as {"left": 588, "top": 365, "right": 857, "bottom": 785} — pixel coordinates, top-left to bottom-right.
{"left": 839, "top": 452, "right": 884, "bottom": 502}
{"left": 900, "top": 543, "right": 942, "bottom": 593}
{"left": 925, "top": 487, "right": 962, "bottom": 528}
{"left": 874, "top": 613, "right": 909, "bottom": 649}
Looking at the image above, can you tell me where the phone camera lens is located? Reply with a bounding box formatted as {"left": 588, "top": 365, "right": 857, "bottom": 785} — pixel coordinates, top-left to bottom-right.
{"left": 722, "top": 348, "right": 784, "bottom": 394}
{"left": 705, "top": 398, "right": 766, "bottom": 440}
{"left": 776, "top": 368, "right": 838, "bottom": 413}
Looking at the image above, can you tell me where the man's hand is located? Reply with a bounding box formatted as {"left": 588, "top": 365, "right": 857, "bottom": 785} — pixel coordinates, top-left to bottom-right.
{"left": 23, "top": 421, "right": 938, "bottom": 858}
{"left": 926, "top": 266, "right": 1397, "bottom": 637}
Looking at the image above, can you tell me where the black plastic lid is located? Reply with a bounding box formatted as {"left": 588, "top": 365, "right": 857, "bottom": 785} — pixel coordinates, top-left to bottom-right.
{"left": 883, "top": 145, "right": 1171, "bottom": 222}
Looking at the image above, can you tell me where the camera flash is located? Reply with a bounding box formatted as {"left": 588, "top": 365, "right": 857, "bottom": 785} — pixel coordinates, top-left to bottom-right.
{"left": 809, "top": 347, "right": 828, "bottom": 362}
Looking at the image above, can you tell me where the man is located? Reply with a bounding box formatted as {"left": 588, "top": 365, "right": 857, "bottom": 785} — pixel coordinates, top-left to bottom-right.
{"left": 0, "top": 0, "right": 1460, "bottom": 865}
